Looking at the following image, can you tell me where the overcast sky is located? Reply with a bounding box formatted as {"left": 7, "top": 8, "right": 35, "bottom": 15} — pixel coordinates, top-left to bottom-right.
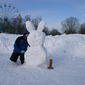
{"left": 0, "top": 0, "right": 85, "bottom": 28}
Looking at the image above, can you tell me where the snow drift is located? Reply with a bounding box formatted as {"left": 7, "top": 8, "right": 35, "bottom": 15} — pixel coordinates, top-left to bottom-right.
{"left": 0, "top": 33, "right": 85, "bottom": 59}
{"left": 45, "top": 34, "right": 85, "bottom": 58}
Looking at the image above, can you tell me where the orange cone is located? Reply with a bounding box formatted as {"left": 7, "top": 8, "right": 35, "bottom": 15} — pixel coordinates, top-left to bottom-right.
{"left": 48, "top": 56, "right": 54, "bottom": 69}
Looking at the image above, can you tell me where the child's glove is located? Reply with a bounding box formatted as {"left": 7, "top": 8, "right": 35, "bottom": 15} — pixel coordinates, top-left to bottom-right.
{"left": 20, "top": 50, "right": 25, "bottom": 54}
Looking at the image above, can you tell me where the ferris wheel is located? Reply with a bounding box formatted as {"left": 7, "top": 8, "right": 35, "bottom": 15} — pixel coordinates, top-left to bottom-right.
{"left": 0, "top": 3, "right": 19, "bottom": 19}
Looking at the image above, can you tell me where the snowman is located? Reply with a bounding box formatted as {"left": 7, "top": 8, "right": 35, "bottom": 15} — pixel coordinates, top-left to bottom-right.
{"left": 25, "top": 21, "right": 46, "bottom": 66}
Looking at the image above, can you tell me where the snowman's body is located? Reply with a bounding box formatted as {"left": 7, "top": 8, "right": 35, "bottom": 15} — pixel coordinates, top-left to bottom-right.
{"left": 25, "top": 21, "right": 46, "bottom": 66}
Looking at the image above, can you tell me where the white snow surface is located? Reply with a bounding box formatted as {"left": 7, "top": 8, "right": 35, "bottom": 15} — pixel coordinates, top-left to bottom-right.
{"left": 0, "top": 33, "right": 85, "bottom": 85}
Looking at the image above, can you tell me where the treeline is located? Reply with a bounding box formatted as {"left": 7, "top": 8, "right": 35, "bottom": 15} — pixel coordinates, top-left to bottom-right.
{"left": 44, "top": 17, "right": 85, "bottom": 35}
{"left": 0, "top": 14, "right": 46, "bottom": 34}
{"left": 61, "top": 17, "right": 85, "bottom": 34}
{"left": 0, "top": 14, "right": 25, "bottom": 34}
{"left": 0, "top": 14, "right": 44, "bottom": 34}
{"left": 0, "top": 15, "right": 85, "bottom": 35}
{"left": 0, "top": 14, "right": 61, "bottom": 36}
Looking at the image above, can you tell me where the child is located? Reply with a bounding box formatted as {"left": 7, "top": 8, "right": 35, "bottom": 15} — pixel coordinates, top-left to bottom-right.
{"left": 10, "top": 30, "right": 30, "bottom": 64}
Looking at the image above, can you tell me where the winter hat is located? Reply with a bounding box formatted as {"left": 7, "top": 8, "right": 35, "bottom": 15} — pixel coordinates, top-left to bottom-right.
{"left": 23, "top": 29, "right": 30, "bottom": 35}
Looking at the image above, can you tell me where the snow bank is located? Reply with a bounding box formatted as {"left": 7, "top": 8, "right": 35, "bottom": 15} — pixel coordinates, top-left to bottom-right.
{"left": 0, "top": 33, "right": 18, "bottom": 53}
{"left": 0, "top": 33, "right": 85, "bottom": 58}
{"left": 45, "top": 34, "right": 85, "bottom": 58}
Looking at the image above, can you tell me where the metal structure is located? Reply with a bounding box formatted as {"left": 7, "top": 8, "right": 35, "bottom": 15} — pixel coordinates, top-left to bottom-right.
{"left": 0, "top": 3, "right": 19, "bottom": 19}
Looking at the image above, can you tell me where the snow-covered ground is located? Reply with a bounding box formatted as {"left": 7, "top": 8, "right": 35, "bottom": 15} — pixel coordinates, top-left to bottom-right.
{"left": 0, "top": 33, "right": 85, "bottom": 85}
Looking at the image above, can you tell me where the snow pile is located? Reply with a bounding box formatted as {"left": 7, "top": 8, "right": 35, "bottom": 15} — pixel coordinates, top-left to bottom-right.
{"left": 45, "top": 34, "right": 85, "bottom": 58}
{"left": 0, "top": 33, "right": 85, "bottom": 59}
{"left": 0, "top": 33, "right": 17, "bottom": 53}
{"left": 25, "top": 21, "right": 46, "bottom": 66}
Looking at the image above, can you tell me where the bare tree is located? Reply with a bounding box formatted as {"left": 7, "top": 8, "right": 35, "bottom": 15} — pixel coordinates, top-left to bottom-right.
{"left": 61, "top": 17, "right": 80, "bottom": 34}
{"left": 79, "top": 23, "right": 85, "bottom": 34}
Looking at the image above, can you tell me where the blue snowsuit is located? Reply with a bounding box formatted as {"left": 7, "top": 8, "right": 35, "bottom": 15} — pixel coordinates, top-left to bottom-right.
{"left": 13, "top": 35, "right": 30, "bottom": 53}
{"left": 10, "top": 35, "right": 30, "bottom": 64}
